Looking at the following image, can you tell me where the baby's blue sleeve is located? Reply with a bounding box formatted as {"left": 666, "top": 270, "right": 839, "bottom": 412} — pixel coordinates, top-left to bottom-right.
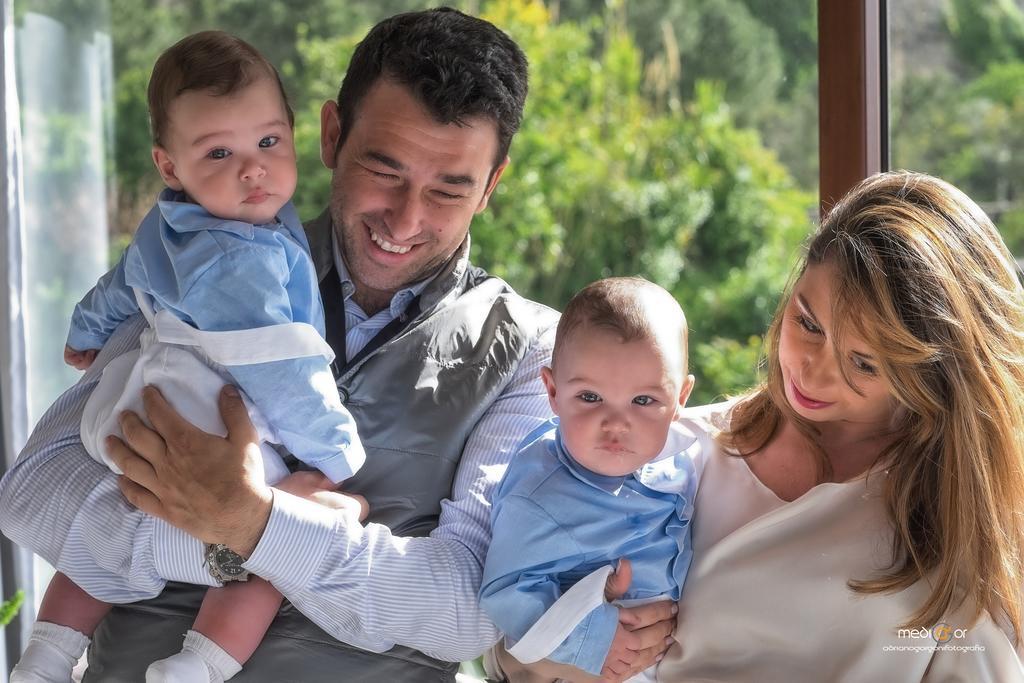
{"left": 176, "top": 242, "right": 363, "bottom": 483}
{"left": 480, "top": 493, "right": 619, "bottom": 675}
{"left": 67, "top": 250, "right": 141, "bottom": 351}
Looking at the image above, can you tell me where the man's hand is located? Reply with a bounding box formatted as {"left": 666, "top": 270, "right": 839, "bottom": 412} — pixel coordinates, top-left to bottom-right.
{"left": 599, "top": 558, "right": 678, "bottom": 683}
{"left": 64, "top": 345, "right": 98, "bottom": 370}
{"left": 108, "top": 384, "right": 273, "bottom": 557}
{"left": 274, "top": 471, "right": 369, "bottom": 521}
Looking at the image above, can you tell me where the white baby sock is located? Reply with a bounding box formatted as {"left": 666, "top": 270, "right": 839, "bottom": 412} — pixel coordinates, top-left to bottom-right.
{"left": 9, "top": 621, "right": 90, "bottom": 683}
{"left": 145, "top": 629, "right": 242, "bottom": 683}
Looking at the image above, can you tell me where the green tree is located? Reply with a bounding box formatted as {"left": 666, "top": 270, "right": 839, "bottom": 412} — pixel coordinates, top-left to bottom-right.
{"left": 99, "top": 0, "right": 813, "bottom": 402}
{"left": 550, "top": 0, "right": 817, "bottom": 192}
{"left": 741, "top": 0, "right": 816, "bottom": 98}
{"left": 892, "top": 62, "right": 1024, "bottom": 231}
{"left": 945, "top": 0, "right": 1024, "bottom": 74}
{"left": 491, "top": 1, "right": 813, "bottom": 402}
{"left": 297, "top": 0, "right": 809, "bottom": 402}
{"left": 892, "top": 2, "right": 1024, "bottom": 255}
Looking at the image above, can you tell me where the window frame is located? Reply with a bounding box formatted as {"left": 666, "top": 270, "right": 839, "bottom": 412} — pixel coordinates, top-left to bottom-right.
{"left": 818, "top": 0, "right": 888, "bottom": 213}
{"left": 0, "top": 0, "right": 33, "bottom": 667}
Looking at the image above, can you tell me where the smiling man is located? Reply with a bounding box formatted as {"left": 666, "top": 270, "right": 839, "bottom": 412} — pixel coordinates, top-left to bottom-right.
{"left": 323, "top": 77, "right": 509, "bottom": 315}
{"left": 0, "top": 8, "right": 676, "bottom": 682}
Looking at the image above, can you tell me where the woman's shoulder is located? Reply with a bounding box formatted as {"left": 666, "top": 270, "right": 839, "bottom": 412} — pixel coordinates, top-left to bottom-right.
{"left": 923, "top": 606, "right": 1024, "bottom": 681}
{"left": 678, "top": 397, "right": 744, "bottom": 435}
{"left": 669, "top": 398, "right": 746, "bottom": 477}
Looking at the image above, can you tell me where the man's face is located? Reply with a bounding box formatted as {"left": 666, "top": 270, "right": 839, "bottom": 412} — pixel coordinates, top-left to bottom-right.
{"left": 320, "top": 79, "right": 508, "bottom": 312}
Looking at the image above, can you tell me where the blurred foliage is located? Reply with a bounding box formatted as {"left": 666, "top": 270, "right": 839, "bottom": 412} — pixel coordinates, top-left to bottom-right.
{"left": 13, "top": 0, "right": 1023, "bottom": 423}
{"left": 945, "top": 0, "right": 1024, "bottom": 73}
{"left": 893, "top": 1, "right": 1024, "bottom": 246}
{"left": 266, "top": 0, "right": 813, "bottom": 404}
{"left": 19, "top": 0, "right": 825, "bottom": 405}
{"left": 0, "top": 590, "right": 25, "bottom": 627}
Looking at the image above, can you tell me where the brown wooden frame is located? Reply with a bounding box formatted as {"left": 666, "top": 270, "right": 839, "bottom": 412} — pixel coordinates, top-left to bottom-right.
{"left": 818, "top": 0, "right": 887, "bottom": 214}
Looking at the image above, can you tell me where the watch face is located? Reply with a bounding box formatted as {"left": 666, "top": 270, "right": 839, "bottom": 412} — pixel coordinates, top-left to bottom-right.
{"left": 212, "top": 545, "right": 246, "bottom": 576}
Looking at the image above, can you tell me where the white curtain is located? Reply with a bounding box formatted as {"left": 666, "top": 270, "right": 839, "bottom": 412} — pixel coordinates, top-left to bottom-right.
{"left": 17, "top": 11, "right": 112, "bottom": 424}
{"left": 1, "top": 0, "right": 31, "bottom": 672}
{"left": 1, "top": 3, "right": 112, "bottom": 675}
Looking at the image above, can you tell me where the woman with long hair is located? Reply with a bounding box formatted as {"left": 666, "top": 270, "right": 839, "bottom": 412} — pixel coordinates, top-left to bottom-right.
{"left": 492, "top": 172, "right": 1024, "bottom": 681}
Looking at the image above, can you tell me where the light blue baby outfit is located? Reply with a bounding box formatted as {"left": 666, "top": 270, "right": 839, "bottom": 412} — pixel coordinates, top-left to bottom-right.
{"left": 67, "top": 188, "right": 363, "bottom": 483}
{"left": 480, "top": 418, "right": 699, "bottom": 675}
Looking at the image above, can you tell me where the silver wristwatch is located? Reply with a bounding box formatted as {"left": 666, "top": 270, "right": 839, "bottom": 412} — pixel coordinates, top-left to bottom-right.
{"left": 204, "top": 543, "right": 250, "bottom": 583}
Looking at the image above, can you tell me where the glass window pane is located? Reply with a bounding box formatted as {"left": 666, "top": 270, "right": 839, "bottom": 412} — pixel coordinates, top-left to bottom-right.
{"left": 14, "top": 4, "right": 822, "bottom": 436}
{"left": 14, "top": 3, "right": 113, "bottom": 424}
{"left": 889, "top": 0, "right": 1024, "bottom": 255}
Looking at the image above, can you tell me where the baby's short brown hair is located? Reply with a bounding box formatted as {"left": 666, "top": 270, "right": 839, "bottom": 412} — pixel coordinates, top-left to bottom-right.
{"left": 553, "top": 277, "right": 688, "bottom": 372}
{"left": 147, "top": 30, "right": 294, "bottom": 146}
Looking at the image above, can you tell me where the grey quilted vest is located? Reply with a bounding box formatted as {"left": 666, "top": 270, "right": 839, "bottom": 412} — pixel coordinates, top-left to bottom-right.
{"left": 83, "top": 210, "right": 558, "bottom": 682}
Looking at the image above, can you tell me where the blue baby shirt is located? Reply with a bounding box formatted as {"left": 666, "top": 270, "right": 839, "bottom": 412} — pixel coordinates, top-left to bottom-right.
{"left": 480, "top": 418, "right": 699, "bottom": 675}
{"left": 67, "top": 189, "right": 361, "bottom": 483}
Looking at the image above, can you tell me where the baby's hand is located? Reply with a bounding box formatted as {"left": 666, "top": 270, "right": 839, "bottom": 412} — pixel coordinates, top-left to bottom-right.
{"left": 274, "top": 470, "right": 369, "bottom": 521}
{"left": 64, "top": 345, "right": 99, "bottom": 370}
{"left": 604, "top": 558, "right": 632, "bottom": 601}
{"left": 601, "top": 557, "right": 677, "bottom": 681}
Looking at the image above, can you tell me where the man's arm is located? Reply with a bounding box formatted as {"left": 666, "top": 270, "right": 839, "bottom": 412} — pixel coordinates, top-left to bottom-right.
{"left": 112, "top": 325, "right": 557, "bottom": 661}
{"left": 0, "top": 316, "right": 217, "bottom": 602}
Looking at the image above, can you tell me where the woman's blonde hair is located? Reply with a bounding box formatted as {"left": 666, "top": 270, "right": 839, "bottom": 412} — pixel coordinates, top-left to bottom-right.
{"left": 724, "top": 171, "right": 1024, "bottom": 637}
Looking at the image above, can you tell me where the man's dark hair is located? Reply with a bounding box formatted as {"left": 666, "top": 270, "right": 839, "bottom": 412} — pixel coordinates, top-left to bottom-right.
{"left": 148, "top": 30, "right": 294, "bottom": 146}
{"left": 334, "top": 7, "right": 528, "bottom": 168}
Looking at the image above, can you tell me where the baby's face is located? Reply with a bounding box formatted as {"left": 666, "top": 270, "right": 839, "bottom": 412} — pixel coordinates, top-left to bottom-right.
{"left": 154, "top": 76, "right": 296, "bottom": 225}
{"left": 541, "top": 327, "right": 692, "bottom": 477}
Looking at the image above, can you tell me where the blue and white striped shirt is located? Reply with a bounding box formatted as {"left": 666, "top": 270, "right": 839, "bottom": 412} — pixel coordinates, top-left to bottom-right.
{"left": 0, "top": 233, "right": 557, "bottom": 661}
{"left": 329, "top": 225, "right": 431, "bottom": 363}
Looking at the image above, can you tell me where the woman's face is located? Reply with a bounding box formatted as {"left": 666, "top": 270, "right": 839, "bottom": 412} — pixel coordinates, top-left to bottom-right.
{"left": 777, "top": 262, "right": 898, "bottom": 430}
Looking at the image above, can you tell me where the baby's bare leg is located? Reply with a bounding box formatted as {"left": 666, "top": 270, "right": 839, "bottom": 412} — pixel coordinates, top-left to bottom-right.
{"left": 193, "top": 578, "right": 283, "bottom": 664}
{"left": 37, "top": 571, "right": 112, "bottom": 634}
{"left": 145, "top": 579, "right": 282, "bottom": 682}
{"left": 10, "top": 573, "right": 107, "bottom": 682}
